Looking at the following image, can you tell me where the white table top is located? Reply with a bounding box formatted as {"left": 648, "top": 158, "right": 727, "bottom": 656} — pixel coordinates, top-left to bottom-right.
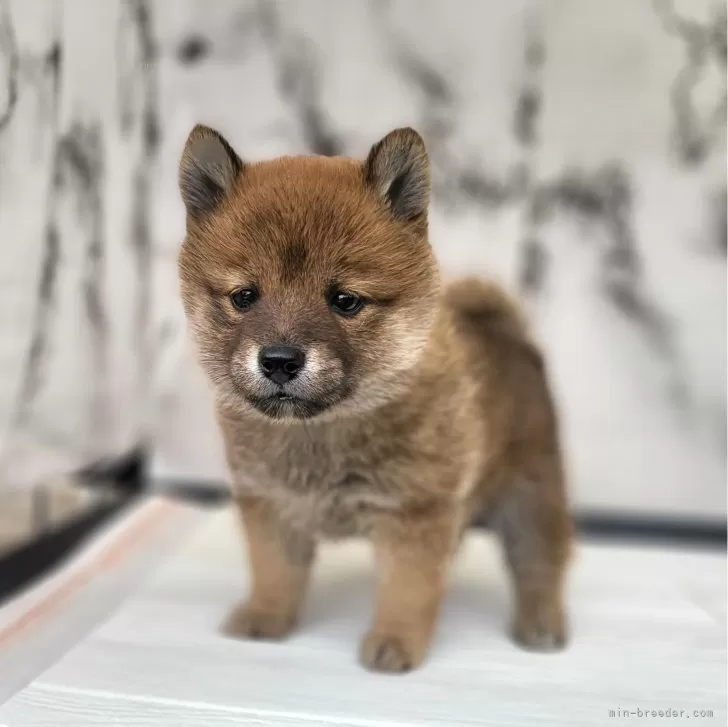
{"left": 1, "top": 497, "right": 725, "bottom": 726}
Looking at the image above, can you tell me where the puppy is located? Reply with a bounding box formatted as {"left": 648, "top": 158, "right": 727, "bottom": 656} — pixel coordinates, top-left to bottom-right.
{"left": 177, "top": 125, "right": 572, "bottom": 672}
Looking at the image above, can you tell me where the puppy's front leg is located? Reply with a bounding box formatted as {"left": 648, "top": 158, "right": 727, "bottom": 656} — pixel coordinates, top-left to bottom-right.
{"left": 222, "top": 495, "right": 315, "bottom": 640}
{"left": 361, "top": 508, "right": 459, "bottom": 673}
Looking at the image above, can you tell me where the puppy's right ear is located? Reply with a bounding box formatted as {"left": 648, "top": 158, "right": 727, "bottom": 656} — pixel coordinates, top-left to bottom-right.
{"left": 179, "top": 125, "right": 243, "bottom": 220}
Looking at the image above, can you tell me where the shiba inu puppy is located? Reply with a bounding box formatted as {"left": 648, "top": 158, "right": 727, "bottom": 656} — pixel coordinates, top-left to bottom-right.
{"left": 178, "top": 124, "right": 572, "bottom": 672}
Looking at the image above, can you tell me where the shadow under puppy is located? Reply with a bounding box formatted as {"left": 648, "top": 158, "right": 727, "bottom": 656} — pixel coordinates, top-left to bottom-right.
{"left": 177, "top": 124, "right": 572, "bottom": 672}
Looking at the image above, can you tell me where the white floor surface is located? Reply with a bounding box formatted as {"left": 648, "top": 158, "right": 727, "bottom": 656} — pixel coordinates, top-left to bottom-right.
{"left": 0, "top": 497, "right": 725, "bottom": 726}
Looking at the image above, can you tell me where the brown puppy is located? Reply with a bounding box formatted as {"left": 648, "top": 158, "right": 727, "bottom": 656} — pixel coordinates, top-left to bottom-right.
{"left": 177, "top": 125, "right": 572, "bottom": 673}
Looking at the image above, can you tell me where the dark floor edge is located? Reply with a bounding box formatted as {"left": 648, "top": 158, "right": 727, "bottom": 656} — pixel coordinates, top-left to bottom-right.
{"left": 0, "top": 446, "right": 148, "bottom": 606}
{"left": 572, "top": 511, "right": 726, "bottom": 548}
{"left": 0, "top": 495, "right": 134, "bottom": 605}
{"left": 75, "top": 445, "right": 148, "bottom": 494}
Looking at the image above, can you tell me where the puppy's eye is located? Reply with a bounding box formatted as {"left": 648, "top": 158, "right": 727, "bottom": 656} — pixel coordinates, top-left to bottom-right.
{"left": 229, "top": 287, "right": 259, "bottom": 311}
{"left": 329, "top": 290, "right": 364, "bottom": 317}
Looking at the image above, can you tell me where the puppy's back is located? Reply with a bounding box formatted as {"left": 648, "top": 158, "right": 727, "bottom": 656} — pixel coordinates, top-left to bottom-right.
{"left": 444, "top": 276, "right": 561, "bottom": 479}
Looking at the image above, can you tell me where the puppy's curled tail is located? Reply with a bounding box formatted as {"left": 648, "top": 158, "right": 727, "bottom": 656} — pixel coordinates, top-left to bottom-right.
{"left": 443, "top": 276, "right": 530, "bottom": 341}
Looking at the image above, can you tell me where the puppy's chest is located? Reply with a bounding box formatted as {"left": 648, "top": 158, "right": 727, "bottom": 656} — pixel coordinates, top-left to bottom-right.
{"left": 232, "top": 437, "right": 399, "bottom": 537}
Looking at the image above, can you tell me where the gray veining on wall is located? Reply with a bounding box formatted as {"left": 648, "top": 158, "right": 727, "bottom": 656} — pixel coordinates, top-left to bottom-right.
{"left": 0, "top": 0, "right": 725, "bottom": 520}
{"left": 0, "top": 0, "right": 157, "bottom": 491}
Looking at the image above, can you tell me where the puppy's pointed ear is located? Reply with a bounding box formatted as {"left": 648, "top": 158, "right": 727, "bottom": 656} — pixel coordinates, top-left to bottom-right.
{"left": 179, "top": 125, "right": 243, "bottom": 220}
{"left": 364, "top": 127, "right": 430, "bottom": 221}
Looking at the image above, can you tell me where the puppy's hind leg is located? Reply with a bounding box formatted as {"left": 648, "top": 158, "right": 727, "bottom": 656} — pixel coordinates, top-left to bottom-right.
{"left": 493, "top": 461, "right": 572, "bottom": 651}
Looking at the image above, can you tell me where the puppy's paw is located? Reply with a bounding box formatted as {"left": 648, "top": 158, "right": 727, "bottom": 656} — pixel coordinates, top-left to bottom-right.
{"left": 511, "top": 609, "right": 567, "bottom": 652}
{"left": 359, "top": 631, "right": 425, "bottom": 673}
{"left": 221, "top": 601, "right": 296, "bottom": 641}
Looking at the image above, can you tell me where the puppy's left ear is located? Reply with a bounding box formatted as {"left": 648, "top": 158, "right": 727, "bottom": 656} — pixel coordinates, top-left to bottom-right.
{"left": 179, "top": 124, "right": 243, "bottom": 221}
{"left": 364, "top": 127, "right": 430, "bottom": 221}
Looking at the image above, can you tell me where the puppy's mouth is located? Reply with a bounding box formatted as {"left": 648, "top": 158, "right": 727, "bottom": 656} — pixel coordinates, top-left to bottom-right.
{"left": 247, "top": 392, "right": 333, "bottom": 420}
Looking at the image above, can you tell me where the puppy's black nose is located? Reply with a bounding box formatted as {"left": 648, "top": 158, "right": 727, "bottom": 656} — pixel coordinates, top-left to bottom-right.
{"left": 259, "top": 345, "right": 306, "bottom": 385}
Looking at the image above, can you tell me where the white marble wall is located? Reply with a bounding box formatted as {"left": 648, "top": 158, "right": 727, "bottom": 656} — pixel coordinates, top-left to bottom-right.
{"left": 1, "top": 0, "right": 725, "bottom": 519}
{"left": 0, "top": 0, "right": 156, "bottom": 491}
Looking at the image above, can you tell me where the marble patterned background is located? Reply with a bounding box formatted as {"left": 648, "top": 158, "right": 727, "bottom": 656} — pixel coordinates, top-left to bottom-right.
{"left": 0, "top": 0, "right": 725, "bottom": 522}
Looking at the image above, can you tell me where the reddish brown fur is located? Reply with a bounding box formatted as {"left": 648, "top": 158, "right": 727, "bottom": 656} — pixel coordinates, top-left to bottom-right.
{"left": 178, "top": 125, "right": 572, "bottom": 672}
